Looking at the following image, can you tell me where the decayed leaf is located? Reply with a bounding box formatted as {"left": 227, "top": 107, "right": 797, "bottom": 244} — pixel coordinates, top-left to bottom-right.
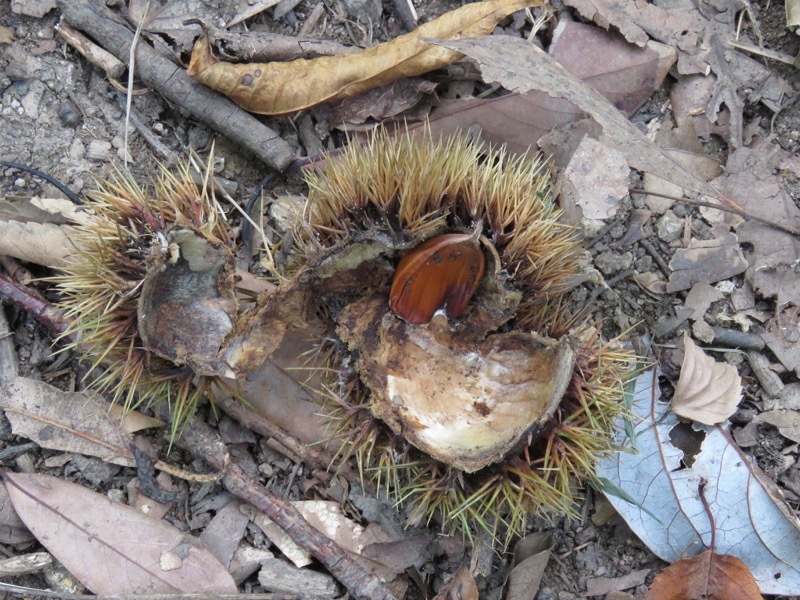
{"left": 4, "top": 472, "right": 237, "bottom": 595}
{"left": 0, "top": 483, "right": 34, "bottom": 546}
{"left": 672, "top": 333, "right": 742, "bottom": 425}
{"left": 506, "top": 532, "right": 552, "bottom": 600}
{"left": 1, "top": 377, "right": 135, "bottom": 467}
{"left": 789, "top": 0, "right": 800, "bottom": 29}
{"left": 753, "top": 409, "right": 800, "bottom": 444}
{"left": 666, "top": 225, "right": 748, "bottom": 293}
{"left": 587, "top": 569, "right": 650, "bottom": 596}
{"left": 434, "top": 565, "right": 479, "bottom": 600}
{"left": 549, "top": 20, "right": 676, "bottom": 117}
{"left": 647, "top": 549, "right": 763, "bottom": 600}
{"left": 188, "top": 0, "right": 541, "bottom": 115}
{"left": 596, "top": 369, "right": 800, "bottom": 596}
{"left": 433, "top": 35, "right": 719, "bottom": 198}
{"left": 426, "top": 92, "right": 585, "bottom": 158}
{"left": 107, "top": 404, "right": 165, "bottom": 435}
{"left": 714, "top": 143, "right": 800, "bottom": 308}
{"left": 423, "top": 21, "right": 675, "bottom": 159}
{"left": 562, "top": 136, "right": 629, "bottom": 220}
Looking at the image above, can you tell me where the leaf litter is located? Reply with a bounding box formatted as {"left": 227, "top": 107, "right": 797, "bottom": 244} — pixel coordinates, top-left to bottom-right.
{"left": 2, "top": 0, "right": 800, "bottom": 597}
{"left": 596, "top": 368, "right": 800, "bottom": 595}
{"left": 4, "top": 472, "right": 238, "bottom": 595}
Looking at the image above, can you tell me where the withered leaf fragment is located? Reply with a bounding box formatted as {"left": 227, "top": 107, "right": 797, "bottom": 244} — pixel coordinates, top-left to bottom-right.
{"left": 647, "top": 549, "right": 763, "bottom": 600}
{"left": 187, "top": 0, "right": 542, "bottom": 115}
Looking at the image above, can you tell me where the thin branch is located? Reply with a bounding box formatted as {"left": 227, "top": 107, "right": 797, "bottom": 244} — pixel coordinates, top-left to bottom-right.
{"left": 180, "top": 419, "right": 398, "bottom": 600}
{"left": 628, "top": 187, "right": 800, "bottom": 237}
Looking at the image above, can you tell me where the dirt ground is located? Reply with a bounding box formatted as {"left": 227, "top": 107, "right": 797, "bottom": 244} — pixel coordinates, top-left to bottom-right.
{"left": 1, "top": 0, "right": 800, "bottom": 598}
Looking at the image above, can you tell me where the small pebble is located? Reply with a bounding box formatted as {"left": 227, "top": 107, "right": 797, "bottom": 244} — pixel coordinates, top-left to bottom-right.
{"left": 57, "top": 100, "right": 81, "bottom": 126}
{"left": 656, "top": 211, "right": 682, "bottom": 242}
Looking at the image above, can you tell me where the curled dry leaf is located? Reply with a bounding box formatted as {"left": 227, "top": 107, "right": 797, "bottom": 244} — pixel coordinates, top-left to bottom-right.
{"left": 506, "top": 532, "right": 552, "bottom": 600}
{"left": 672, "top": 333, "right": 742, "bottom": 425}
{"left": 187, "top": 0, "right": 541, "bottom": 115}
{"left": 647, "top": 549, "right": 763, "bottom": 600}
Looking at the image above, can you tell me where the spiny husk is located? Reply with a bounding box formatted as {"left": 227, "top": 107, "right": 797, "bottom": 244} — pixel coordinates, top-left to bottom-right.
{"left": 329, "top": 324, "right": 635, "bottom": 547}
{"left": 52, "top": 163, "right": 229, "bottom": 432}
{"left": 282, "top": 130, "right": 635, "bottom": 546}
{"left": 279, "top": 129, "right": 584, "bottom": 320}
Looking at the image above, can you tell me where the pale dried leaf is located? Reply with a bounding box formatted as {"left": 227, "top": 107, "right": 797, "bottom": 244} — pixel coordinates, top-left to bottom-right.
{"left": 1, "top": 377, "right": 135, "bottom": 467}
{"left": 714, "top": 144, "right": 800, "bottom": 307}
{"left": 0, "top": 25, "right": 14, "bottom": 43}
{"left": 563, "top": 137, "right": 629, "bottom": 220}
{"left": 550, "top": 20, "right": 676, "bottom": 116}
{"left": 188, "top": 0, "right": 542, "bottom": 115}
{"left": 672, "top": 333, "right": 742, "bottom": 425}
{"left": 199, "top": 499, "right": 250, "bottom": 569}
{"left": 107, "top": 404, "right": 165, "bottom": 435}
{"left": 753, "top": 409, "right": 800, "bottom": 444}
{"left": 0, "top": 221, "right": 78, "bottom": 268}
{"left": 0, "top": 483, "right": 34, "bottom": 546}
{"left": 4, "top": 472, "right": 237, "bottom": 595}
{"left": 506, "top": 532, "right": 551, "bottom": 600}
{"left": 789, "top": 0, "right": 800, "bottom": 28}
{"left": 226, "top": 0, "right": 281, "bottom": 28}
{"left": 0, "top": 198, "right": 68, "bottom": 224}
{"left": 586, "top": 569, "right": 649, "bottom": 596}
{"left": 596, "top": 369, "right": 800, "bottom": 595}
{"left": 666, "top": 225, "right": 749, "bottom": 293}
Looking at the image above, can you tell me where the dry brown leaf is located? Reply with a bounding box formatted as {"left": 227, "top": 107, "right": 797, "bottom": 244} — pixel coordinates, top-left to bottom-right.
{"left": 550, "top": 20, "right": 676, "bottom": 117}
{"left": 647, "top": 549, "right": 764, "bottom": 600}
{"left": 434, "top": 565, "right": 479, "bottom": 600}
{"left": 433, "top": 35, "right": 719, "bottom": 198}
{"left": 506, "top": 532, "right": 552, "bottom": 600}
{"left": 666, "top": 225, "right": 748, "bottom": 293}
{"left": 0, "top": 220, "right": 78, "bottom": 268}
{"left": 753, "top": 409, "right": 800, "bottom": 444}
{"left": 4, "top": 472, "right": 237, "bottom": 595}
{"left": 188, "top": 0, "right": 541, "bottom": 115}
{"left": 672, "top": 334, "right": 742, "bottom": 425}
{"left": 1, "top": 377, "right": 135, "bottom": 467}
{"left": 0, "top": 483, "right": 34, "bottom": 546}
{"left": 107, "top": 404, "right": 165, "bottom": 435}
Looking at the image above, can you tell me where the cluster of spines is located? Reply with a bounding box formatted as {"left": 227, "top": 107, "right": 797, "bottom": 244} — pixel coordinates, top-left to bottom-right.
{"left": 327, "top": 325, "right": 634, "bottom": 547}
{"left": 53, "top": 163, "right": 227, "bottom": 433}
{"left": 295, "top": 130, "right": 584, "bottom": 318}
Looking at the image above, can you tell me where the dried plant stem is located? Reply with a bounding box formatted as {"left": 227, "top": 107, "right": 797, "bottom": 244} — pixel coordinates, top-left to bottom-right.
{"left": 0, "top": 273, "right": 73, "bottom": 338}
{"left": 180, "top": 418, "right": 398, "bottom": 600}
{"left": 629, "top": 187, "right": 800, "bottom": 237}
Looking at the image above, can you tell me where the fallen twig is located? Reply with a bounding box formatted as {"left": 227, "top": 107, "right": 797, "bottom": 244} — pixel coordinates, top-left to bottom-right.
{"left": 0, "top": 273, "right": 73, "bottom": 339}
{"left": 180, "top": 418, "right": 398, "bottom": 600}
{"left": 629, "top": 187, "right": 800, "bottom": 237}
{"left": 56, "top": 0, "right": 297, "bottom": 171}
{"left": 55, "top": 19, "right": 125, "bottom": 79}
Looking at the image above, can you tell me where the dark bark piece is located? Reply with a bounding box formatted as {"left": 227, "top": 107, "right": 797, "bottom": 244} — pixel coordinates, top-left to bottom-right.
{"left": 56, "top": 0, "right": 296, "bottom": 171}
